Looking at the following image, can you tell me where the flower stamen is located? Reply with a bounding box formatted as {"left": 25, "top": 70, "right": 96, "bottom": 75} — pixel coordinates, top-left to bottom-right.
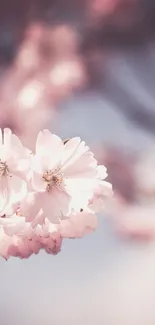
{"left": 0, "top": 160, "right": 9, "bottom": 177}
{"left": 43, "top": 170, "right": 63, "bottom": 192}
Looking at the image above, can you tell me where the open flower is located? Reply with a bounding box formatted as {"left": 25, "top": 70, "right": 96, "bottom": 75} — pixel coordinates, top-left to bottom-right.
{"left": 0, "top": 128, "right": 30, "bottom": 213}
{"left": 31, "top": 130, "right": 97, "bottom": 223}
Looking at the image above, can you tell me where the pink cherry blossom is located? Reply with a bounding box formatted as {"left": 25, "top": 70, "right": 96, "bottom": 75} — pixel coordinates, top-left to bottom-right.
{"left": 0, "top": 128, "right": 30, "bottom": 213}
{"left": 31, "top": 130, "right": 98, "bottom": 223}
{"left": 0, "top": 128, "right": 112, "bottom": 259}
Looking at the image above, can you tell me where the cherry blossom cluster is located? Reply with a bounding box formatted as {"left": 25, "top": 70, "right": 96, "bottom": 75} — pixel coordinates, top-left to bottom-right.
{"left": 0, "top": 128, "right": 112, "bottom": 259}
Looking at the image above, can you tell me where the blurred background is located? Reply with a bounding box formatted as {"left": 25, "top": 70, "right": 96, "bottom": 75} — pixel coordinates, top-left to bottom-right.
{"left": 1, "top": 0, "right": 155, "bottom": 324}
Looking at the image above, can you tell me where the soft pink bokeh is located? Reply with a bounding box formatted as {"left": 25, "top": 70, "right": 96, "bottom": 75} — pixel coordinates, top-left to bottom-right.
{"left": 0, "top": 23, "right": 87, "bottom": 149}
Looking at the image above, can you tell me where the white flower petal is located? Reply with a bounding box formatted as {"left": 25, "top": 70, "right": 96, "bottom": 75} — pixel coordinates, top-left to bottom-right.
{"left": 31, "top": 171, "right": 45, "bottom": 192}
{"left": 20, "top": 192, "right": 41, "bottom": 222}
{"left": 9, "top": 175, "right": 27, "bottom": 204}
{"left": 3, "top": 128, "right": 12, "bottom": 147}
{"left": 41, "top": 189, "right": 71, "bottom": 223}
{"left": 60, "top": 210, "right": 98, "bottom": 238}
{"left": 0, "top": 176, "right": 10, "bottom": 212}
{"left": 0, "top": 129, "right": 2, "bottom": 146}
{"left": 97, "top": 165, "right": 108, "bottom": 180}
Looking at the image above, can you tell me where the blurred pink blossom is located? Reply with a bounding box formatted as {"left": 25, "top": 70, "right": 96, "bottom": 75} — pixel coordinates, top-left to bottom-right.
{"left": 98, "top": 147, "right": 155, "bottom": 241}
{"left": 106, "top": 195, "right": 155, "bottom": 240}
{"left": 90, "top": 0, "right": 120, "bottom": 17}
{"left": 0, "top": 23, "right": 87, "bottom": 149}
{"left": 48, "top": 59, "right": 86, "bottom": 102}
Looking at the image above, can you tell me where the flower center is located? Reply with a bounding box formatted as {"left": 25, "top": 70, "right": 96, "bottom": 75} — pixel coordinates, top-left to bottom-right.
{"left": 43, "top": 170, "right": 63, "bottom": 192}
{"left": 0, "top": 160, "right": 9, "bottom": 177}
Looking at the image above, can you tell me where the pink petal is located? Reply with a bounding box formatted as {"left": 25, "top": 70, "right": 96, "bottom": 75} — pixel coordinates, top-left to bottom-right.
{"left": 66, "top": 178, "right": 96, "bottom": 205}
{"left": 89, "top": 181, "right": 113, "bottom": 213}
{"left": 43, "top": 234, "right": 62, "bottom": 255}
{"left": 31, "top": 209, "right": 45, "bottom": 228}
{"left": 41, "top": 188, "right": 71, "bottom": 223}
{"left": 0, "top": 145, "right": 7, "bottom": 162}
{"left": 10, "top": 133, "right": 24, "bottom": 151}
{"left": 66, "top": 178, "right": 96, "bottom": 191}
{"left": 61, "top": 138, "right": 97, "bottom": 175}
{"left": 35, "top": 130, "right": 64, "bottom": 171}
{"left": 20, "top": 192, "right": 40, "bottom": 222}
{"left": 66, "top": 178, "right": 96, "bottom": 211}
{"left": 60, "top": 210, "right": 98, "bottom": 238}
{"left": 3, "top": 128, "right": 12, "bottom": 147}
{"left": 0, "top": 128, "right": 2, "bottom": 146}
{"left": 61, "top": 137, "right": 81, "bottom": 165}
{"left": 0, "top": 229, "right": 17, "bottom": 259}
{"left": 7, "top": 153, "right": 30, "bottom": 180}
{"left": 1, "top": 215, "right": 28, "bottom": 236}
{"left": 8, "top": 175, "right": 27, "bottom": 203}
{"left": 17, "top": 236, "right": 41, "bottom": 258}
{"left": 0, "top": 177, "right": 10, "bottom": 212}
{"left": 36, "top": 130, "right": 63, "bottom": 154}
{"left": 4, "top": 132, "right": 31, "bottom": 180}
{"left": 0, "top": 201, "right": 18, "bottom": 217}
{"left": 63, "top": 153, "right": 97, "bottom": 178}
{"left": 31, "top": 170, "right": 45, "bottom": 192}
{"left": 97, "top": 165, "right": 108, "bottom": 179}
{"left": 100, "top": 181, "right": 113, "bottom": 197}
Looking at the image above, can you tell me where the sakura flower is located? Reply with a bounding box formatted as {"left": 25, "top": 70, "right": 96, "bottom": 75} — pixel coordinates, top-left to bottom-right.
{"left": 0, "top": 128, "right": 30, "bottom": 213}
{"left": 31, "top": 130, "right": 98, "bottom": 223}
